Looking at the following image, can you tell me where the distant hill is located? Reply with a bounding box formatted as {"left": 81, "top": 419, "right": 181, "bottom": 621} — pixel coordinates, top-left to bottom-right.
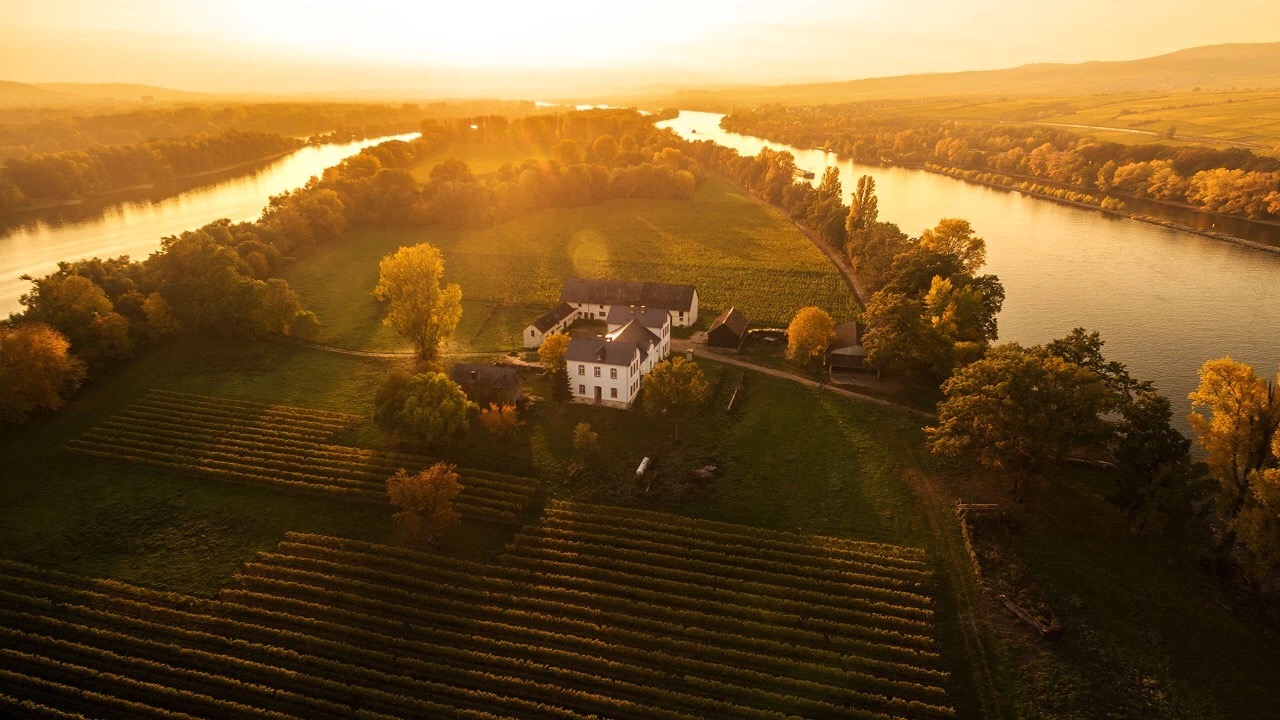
{"left": 35, "top": 82, "right": 209, "bottom": 103}
{"left": 0, "top": 80, "right": 208, "bottom": 108}
{"left": 635, "top": 42, "right": 1280, "bottom": 108}
{"left": 0, "top": 80, "right": 74, "bottom": 107}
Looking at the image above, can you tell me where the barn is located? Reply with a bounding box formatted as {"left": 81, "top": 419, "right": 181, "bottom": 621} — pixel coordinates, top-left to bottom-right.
{"left": 707, "top": 307, "right": 748, "bottom": 351}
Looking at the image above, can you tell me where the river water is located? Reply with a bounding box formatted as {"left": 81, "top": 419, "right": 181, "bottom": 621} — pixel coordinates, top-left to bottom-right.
{"left": 659, "top": 111, "right": 1280, "bottom": 427}
{"left": 0, "top": 133, "right": 419, "bottom": 317}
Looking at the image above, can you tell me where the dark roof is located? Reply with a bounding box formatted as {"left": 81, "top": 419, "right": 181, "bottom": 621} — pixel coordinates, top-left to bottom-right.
{"left": 606, "top": 305, "right": 669, "bottom": 330}
{"left": 566, "top": 337, "right": 642, "bottom": 367}
{"left": 830, "top": 321, "right": 866, "bottom": 351}
{"left": 560, "top": 278, "right": 696, "bottom": 312}
{"left": 606, "top": 319, "right": 661, "bottom": 354}
{"left": 530, "top": 302, "right": 577, "bottom": 333}
{"left": 708, "top": 307, "right": 748, "bottom": 338}
{"left": 448, "top": 363, "right": 521, "bottom": 390}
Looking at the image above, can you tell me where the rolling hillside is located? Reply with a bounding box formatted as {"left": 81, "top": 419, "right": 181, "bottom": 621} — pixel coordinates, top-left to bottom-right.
{"left": 634, "top": 42, "right": 1280, "bottom": 107}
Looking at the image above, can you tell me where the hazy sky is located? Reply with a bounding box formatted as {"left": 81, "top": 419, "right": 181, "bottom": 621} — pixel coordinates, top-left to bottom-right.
{"left": 2, "top": 0, "right": 1279, "bottom": 96}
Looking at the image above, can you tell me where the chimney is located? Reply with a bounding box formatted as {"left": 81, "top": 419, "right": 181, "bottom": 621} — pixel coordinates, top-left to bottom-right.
{"left": 470, "top": 370, "right": 478, "bottom": 381}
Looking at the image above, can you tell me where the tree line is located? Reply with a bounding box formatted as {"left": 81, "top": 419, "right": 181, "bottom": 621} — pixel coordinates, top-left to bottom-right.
{"left": 0, "top": 130, "right": 302, "bottom": 212}
{"left": 0, "top": 100, "right": 534, "bottom": 158}
{"left": 722, "top": 105, "right": 1280, "bottom": 221}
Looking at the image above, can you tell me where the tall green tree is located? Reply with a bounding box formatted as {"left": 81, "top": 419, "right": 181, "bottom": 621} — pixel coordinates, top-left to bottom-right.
{"left": 928, "top": 343, "right": 1112, "bottom": 502}
{"left": 845, "top": 175, "right": 879, "bottom": 235}
{"left": 372, "top": 243, "right": 463, "bottom": 360}
{"left": 642, "top": 356, "right": 709, "bottom": 441}
{"left": 374, "top": 370, "right": 474, "bottom": 447}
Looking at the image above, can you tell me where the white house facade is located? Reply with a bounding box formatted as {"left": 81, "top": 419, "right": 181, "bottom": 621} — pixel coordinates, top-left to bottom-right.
{"left": 565, "top": 316, "right": 670, "bottom": 409}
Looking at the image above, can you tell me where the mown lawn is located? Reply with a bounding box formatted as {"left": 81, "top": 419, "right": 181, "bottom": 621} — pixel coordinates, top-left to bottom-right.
{"left": 284, "top": 176, "right": 859, "bottom": 353}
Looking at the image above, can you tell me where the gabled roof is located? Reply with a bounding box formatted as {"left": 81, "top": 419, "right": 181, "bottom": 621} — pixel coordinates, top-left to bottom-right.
{"left": 449, "top": 363, "right": 521, "bottom": 390}
{"left": 830, "top": 321, "right": 866, "bottom": 351}
{"left": 560, "top": 278, "right": 697, "bottom": 312}
{"left": 708, "top": 307, "right": 748, "bottom": 337}
{"left": 606, "top": 305, "right": 669, "bottom": 330}
{"left": 530, "top": 301, "right": 577, "bottom": 333}
{"left": 606, "top": 319, "right": 661, "bottom": 354}
{"left": 566, "top": 337, "right": 641, "bottom": 367}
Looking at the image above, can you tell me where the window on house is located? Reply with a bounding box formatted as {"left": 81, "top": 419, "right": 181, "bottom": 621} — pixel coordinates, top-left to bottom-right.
{"left": 610, "top": 368, "right": 617, "bottom": 379}
{"left": 577, "top": 365, "right": 585, "bottom": 375}
{"left": 611, "top": 388, "right": 618, "bottom": 399}
{"left": 578, "top": 384, "right": 585, "bottom": 395}
{"left": 594, "top": 367, "right": 601, "bottom": 377}
{"left": 530, "top": 330, "right": 535, "bottom": 337}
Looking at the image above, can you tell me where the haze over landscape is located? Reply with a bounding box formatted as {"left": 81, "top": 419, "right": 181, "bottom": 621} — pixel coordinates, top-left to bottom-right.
{"left": 4, "top": 0, "right": 1280, "bottom": 97}
{"left": 3, "top": 3, "right": 1280, "bottom": 720}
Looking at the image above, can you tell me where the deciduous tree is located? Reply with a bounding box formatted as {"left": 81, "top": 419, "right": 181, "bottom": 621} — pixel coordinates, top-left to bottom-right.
{"left": 1188, "top": 357, "right": 1279, "bottom": 558}
{"left": 928, "top": 343, "right": 1112, "bottom": 502}
{"left": 918, "top": 218, "right": 987, "bottom": 275}
{"left": 374, "top": 370, "right": 474, "bottom": 447}
{"left": 386, "top": 463, "right": 462, "bottom": 544}
{"left": 0, "top": 323, "right": 87, "bottom": 424}
{"left": 372, "top": 243, "right": 463, "bottom": 360}
{"left": 642, "top": 356, "right": 709, "bottom": 441}
{"left": 538, "top": 332, "right": 572, "bottom": 373}
{"left": 785, "top": 306, "right": 835, "bottom": 365}
{"left": 845, "top": 175, "right": 879, "bottom": 235}
{"left": 479, "top": 403, "right": 523, "bottom": 439}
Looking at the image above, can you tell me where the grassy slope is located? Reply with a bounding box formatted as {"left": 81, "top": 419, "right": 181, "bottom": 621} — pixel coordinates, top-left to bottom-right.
{"left": 284, "top": 176, "right": 858, "bottom": 354}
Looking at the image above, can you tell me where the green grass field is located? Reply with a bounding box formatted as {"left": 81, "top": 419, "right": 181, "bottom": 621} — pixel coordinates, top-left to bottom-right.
{"left": 902, "top": 90, "right": 1280, "bottom": 149}
{"left": 284, "top": 176, "right": 859, "bottom": 353}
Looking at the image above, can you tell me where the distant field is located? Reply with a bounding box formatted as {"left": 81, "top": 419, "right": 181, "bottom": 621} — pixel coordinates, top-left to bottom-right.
{"left": 286, "top": 176, "right": 859, "bottom": 352}
{"left": 901, "top": 90, "right": 1280, "bottom": 149}
{"left": 409, "top": 140, "right": 549, "bottom": 180}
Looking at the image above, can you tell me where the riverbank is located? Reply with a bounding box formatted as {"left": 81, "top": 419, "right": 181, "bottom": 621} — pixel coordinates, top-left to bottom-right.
{"left": 785, "top": 146, "right": 1280, "bottom": 256}
{"left": 3, "top": 146, "right": 303, "bottom": 218}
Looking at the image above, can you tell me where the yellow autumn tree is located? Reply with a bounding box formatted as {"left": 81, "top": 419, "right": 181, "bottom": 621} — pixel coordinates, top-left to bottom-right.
{"left": 918, "top": 218, "right": 987, "bottom": 275}
{"left": 479, "top": 403, "right": 523, "bottom": 439}
{"left": 372, "top": 243, "right": 462, "bottom": 360}
{"left": 0, "top": 322, "right": 87, "bottom": 424}
{"left": 1188, "top": 357, "right": 1279, "bottom": 518}
{"left": 537, "top": 332, "right": 572, "bottom": 373}
{"left": 786, "top": 306, "right": 835, "bottom": 365}
{"left": 386, "top": 462, "right": 462, "bottom": 544}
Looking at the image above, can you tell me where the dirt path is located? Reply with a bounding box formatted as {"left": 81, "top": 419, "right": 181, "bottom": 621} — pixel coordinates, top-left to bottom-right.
{"left": 270, "top": 337, "right": 533, "bottom": 362}
{"left": 675, "top": 338, "right": 935, "bottom": 419}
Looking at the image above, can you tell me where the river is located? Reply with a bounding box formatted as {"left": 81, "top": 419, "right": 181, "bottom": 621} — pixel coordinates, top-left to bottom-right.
{"left": 659, "top": 111, "right": 1280, "bottom": 427}
{"left": 0, "top": 132, "right": 419, "bottom": 317}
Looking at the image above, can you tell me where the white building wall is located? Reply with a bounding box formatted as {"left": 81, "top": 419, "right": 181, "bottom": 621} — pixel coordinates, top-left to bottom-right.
{"left": 571, "top": 356, "right": 638, "bottom": 408}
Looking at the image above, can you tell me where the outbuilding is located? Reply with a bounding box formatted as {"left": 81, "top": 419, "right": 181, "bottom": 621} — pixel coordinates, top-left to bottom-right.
{"left": 523, "top": 302, "right": 579, "bottom": 349}
{"left": 449, "top": 364, "right": 523, "bottom": 406}
{"left": 827, "top": 321, "right": 869, "bottom": 371}
{"left": 706, "top": 307, "right": 748, "bottom": 351}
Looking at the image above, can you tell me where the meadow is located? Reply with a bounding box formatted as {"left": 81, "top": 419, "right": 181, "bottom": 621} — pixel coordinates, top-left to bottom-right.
{"left": 283, "top": 176, "right": 860, "bottom": 353}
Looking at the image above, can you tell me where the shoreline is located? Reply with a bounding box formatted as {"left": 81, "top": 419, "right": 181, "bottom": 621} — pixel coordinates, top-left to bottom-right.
{"left": 5, "top": 147, "right": 302, "bottom": 216}
{"left": 815, "top": 151, "right": 1280, "bottom": 256}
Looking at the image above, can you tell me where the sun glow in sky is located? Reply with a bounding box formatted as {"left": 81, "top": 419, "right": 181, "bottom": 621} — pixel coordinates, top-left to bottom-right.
{"left": 2, "top": 0, "right": 1279, "bottom": 94}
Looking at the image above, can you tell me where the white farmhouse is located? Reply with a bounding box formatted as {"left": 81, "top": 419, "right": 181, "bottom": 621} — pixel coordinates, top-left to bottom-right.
{"left": 560, "top": 278, "right": 699, "bottom": 328}
{"left": 566, "top": 315, "right": 670, "bottom": 409}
